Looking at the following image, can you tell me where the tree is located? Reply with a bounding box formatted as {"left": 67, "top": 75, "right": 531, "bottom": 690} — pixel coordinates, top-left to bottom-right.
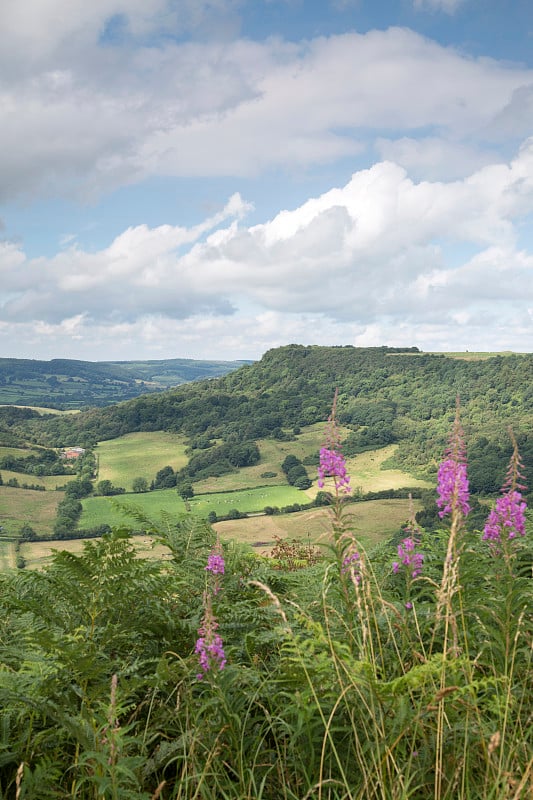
{"left": 65, "top": 479, "right": 93, "bottom": 498}
{"left": 19, "top": 523, "right": 38, "bottom": 541}
{"left": 132, "top": 477, "right": 149, "bottom": 493}
{"left": 153, "top": 466, "right": 176, "bottom": 489}
{"left": 96, "top": 480, "right": 125, "bottom": 497}
{"left": 178, "top": 483, "right": 194, "bottom": 500}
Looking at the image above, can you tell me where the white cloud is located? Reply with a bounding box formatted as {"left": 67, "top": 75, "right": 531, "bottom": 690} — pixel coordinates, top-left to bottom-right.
{"left": 1, "top": 24, "right": 532, "bottom": 201}
{"left": 1, "top": 140, "right": 532, "bottom": 356}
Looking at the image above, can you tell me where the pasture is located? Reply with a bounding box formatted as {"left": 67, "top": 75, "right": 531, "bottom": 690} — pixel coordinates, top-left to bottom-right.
{"left": 0, "top": 446, "right": 41, "bottom": 459}
{"left": 213, "top": 497, "right": 420, "bottom": 551}
{"left": 22, "top": 497, "right": 418, "bottom": 569}
{"left": 20, "top": 534, "right": 173, "bottom": 571}
{"left": 79, "top": 484, "right": 307, "bottom": 530}
{"left": 95, "top": 431, "right": 189, "bottom": 490}
{"left": 0, "top": 485, "right": 65, "bottom": 537}
{"left": 0, "top": 537, "right": 16, "bottom": 570}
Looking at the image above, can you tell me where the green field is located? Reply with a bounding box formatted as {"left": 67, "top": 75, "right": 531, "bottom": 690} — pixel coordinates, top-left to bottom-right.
{"left": 0, "top": 486, "right": 65, "bottom": 537}
{"left": 0, "top": 469, "right": 75, "bottom": 491}
{"left": 0, "top": 538, "right": 16, "bottom": 570}
{"left": 80, "top": 484, "right": 309, "bottom": 530}
{"left": 0, "top": 446, "right": 40, "bottom": 458}
{"left": 22, "top": 497, "right": 419, "bottom": 571}
{"left": 343, "top": 446, "right": 431, "bottom": 494}
{"left": 214, "top": 498, "right": 421, "bottom": 550}
{"left": 193, "top": 424, "right": 339, "bottom": 493}
{"left": 95, "top": 431, "right": 189, "bottom": 490}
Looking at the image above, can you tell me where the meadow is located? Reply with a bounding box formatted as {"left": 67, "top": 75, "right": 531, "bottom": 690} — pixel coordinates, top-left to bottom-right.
{"left": 79, "top": 484, "right": 309, "bottom": 530}
{"left": 213, "top": 497, "right": 420, "bottom": 550}
{"left": 23, "top": 498, "right": 420, "bottom": 568}
{"left": 0, "top": 537, "right": 16, "bottom": 570}
{"left": 0, "top": 485, "right": 65, "bottom": 537}
{"left": 95, "top": 431, "right": 189, "bottom": 490}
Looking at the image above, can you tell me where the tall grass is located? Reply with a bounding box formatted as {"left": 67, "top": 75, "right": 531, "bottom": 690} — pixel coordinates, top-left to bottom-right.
{"left": 0, "top": 407, "right": 531, "bottom": 799}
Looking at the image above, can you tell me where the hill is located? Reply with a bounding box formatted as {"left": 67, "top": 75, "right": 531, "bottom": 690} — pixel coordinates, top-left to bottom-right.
{"left": 15, "top": 345, "right": 533, "bottom": 495}
{"left": 0, "top": 356, "right": 251, "bottom": 409}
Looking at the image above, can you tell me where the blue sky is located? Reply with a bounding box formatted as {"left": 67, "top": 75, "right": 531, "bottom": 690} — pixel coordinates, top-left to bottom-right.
{"left": 1, "top": 0, "right": 532, "bottom": 361}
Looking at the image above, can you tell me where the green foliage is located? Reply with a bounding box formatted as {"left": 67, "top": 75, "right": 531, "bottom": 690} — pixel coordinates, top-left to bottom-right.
{"left": 13, "top": 347, "right": 531, "bottom": 502}
{"left": 132, "top": 476, "right": 149, "bottom": 493}
{"left": 0, "top": 497, "right": 531, "bottom": 798}
{"left": 96, "top": 479, "right": 126, "bottom": 496}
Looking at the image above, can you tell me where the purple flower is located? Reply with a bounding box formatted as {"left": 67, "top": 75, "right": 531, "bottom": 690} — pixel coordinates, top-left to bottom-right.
{"left": 436, "top": 402, "right": 470, "bottom": 519}
{"left": 318, "top": 447, "right": 351, "bottom": 493}
{"left": 393, "top": 537, "right": 424, "bottom": 578}
{"left": 195, "top": 593, "right": 226, "bottom": 680}
{"left": 483, "top": 433, "right": 528, "bottom": 548}
{"left": 483, "top": 490, "right": 527, "bottom": 544}
{"left": 206, "top": 552, "right": 225, "bottom": 575}
{"left": 437, "top": 459, "right": 470, "bottom": 519}
{"left": 341, "top": 548, "right": 361, "bottom": 582}
{"left": 205, "top": 540, "right": 225, "bottom": 593}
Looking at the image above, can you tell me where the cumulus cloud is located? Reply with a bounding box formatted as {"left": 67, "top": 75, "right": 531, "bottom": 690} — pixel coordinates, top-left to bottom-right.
{"left": 1, "top": 140, "right": 532, "bottom": 356}
{"left": 1, "top": 19, "right": 532, "bottom": 201}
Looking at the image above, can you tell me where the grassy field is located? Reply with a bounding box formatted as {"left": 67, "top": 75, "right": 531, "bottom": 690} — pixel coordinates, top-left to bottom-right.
{"left": 20, "top": 534, "right": 173, "bottom": 571}
{"left": 0, "top": 538, "right": 16, "bottom": 570}
{"left": 0, "top": 446, "right": 41, "bottom": 458}
{"left": 95, "top": 431, "right": 189, "bottom": 490}
{"left": 343, "top": 445, "right": 431, "bottom": 494}
{"left": 22, "top": 497, "right": 418, "bottom": 570}
{"left": 0, "top": 486, "right": 65, "bottom": 537}
{"left": 0, "top": 469, "right": 75, "bottom": 491}
{"left": 0, "top": 405, "right": 79, "bottom": 415}
{"left": 214, "top": 498, "right": 420, "bottom": 551}
{"left": 79, "top": 484, "right": 307, "bottom": 529}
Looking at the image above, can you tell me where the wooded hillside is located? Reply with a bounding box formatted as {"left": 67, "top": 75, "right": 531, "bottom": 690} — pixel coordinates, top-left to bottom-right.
{"left": 14, "top": 345, "right": 533, "bottom": 494}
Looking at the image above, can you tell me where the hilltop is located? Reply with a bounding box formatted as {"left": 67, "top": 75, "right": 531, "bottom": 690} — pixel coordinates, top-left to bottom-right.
{"left": 12, "top": 344, "right": 533, "bottom": 494}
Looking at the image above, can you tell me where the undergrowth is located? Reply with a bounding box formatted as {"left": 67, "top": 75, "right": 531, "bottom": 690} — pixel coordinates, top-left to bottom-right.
{"left": 0, "top": 403, "right": 531, "bottom": 799}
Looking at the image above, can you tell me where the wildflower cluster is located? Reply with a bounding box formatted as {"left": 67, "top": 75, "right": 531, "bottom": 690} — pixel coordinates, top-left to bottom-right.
{"left": 437, "top": 458, "right": 470, "bottom": 519}
{"left": 196, "top": 539, "right": 226, "bottom": 679}
{"left": 392, "top": 537, "right": 424, "bottom": 578}
{"left": 483, "top": 432, "right": 528, "bottom": 547}
{"left": 483, "top": 491, "right": 527, "bottom": 543}
{"left": 317, "top": 388, "right": 351, "bottom": 494}
{"left": 206, "top": 550, "right": 225, "bottom": 575}
{"left": 195, "top": 593, "right": 227, "bottom": 680}
{"left": 341, "top": 546, "right": 361, "bottom": 583}
{"left": 317, "top": 447, "right": 351, "bottom": 493}
{"left": 437, "top": 400, "right": 470, "bottom": 520}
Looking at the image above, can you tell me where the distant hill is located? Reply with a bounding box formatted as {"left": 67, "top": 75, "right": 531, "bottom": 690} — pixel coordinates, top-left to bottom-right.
{"left": 0, "top": 357, "right": 252, "bottom": 409}
{"left": 17, "top": 344, "right": 533, "bottom": 495}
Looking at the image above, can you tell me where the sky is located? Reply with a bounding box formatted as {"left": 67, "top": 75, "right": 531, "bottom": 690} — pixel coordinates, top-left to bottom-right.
{"left": 1, "top": 0, "right": 533, "bottom": 362}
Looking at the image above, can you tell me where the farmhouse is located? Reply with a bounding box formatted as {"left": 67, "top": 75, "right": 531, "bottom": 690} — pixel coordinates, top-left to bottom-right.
{"left": 62, "top": 447, "right": 86, "bottom": 460}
